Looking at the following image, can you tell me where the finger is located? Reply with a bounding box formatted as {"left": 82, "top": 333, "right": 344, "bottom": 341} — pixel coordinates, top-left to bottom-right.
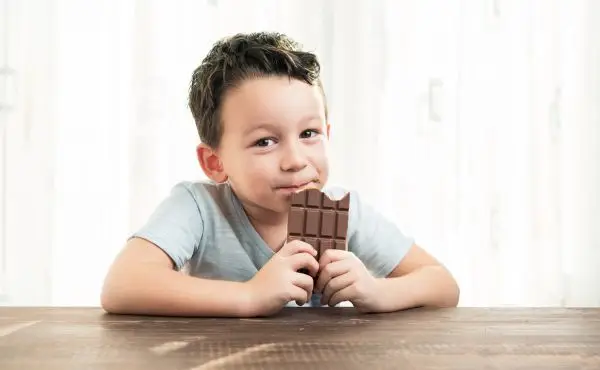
{"left": 280, "top": 239, "right": 318, "bottom": 258}
{"left": 295, "top": 299, "right": 307, "bottom": 306}
{"left": 292, "top": 271, "right": 315, "bottom": 298}
{"left": 319, "top": 248, "right": 352, "bottom": 270}
{"left": 328, "top": 285, "right": 355, "bottom": 307}
{"left": 290, "top": 285, "right": 309, "bottom": 306}
{"left": 321, "top": 272, "right": 354, "bottom": 306}
{"left": 288, "top": 253, "right": 320, "bottom": 277}
{"left": 315, "top": 259, "right": 352, "bottom": 293}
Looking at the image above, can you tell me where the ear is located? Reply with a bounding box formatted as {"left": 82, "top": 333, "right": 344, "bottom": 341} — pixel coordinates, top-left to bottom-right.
{"left": 196, "top": 143, "right": 228, "bottom": 183}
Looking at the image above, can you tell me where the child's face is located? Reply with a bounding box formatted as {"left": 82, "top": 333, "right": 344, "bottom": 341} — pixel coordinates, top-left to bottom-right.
{"left": 217, "top": 76, "right": 330, "bottom": 213}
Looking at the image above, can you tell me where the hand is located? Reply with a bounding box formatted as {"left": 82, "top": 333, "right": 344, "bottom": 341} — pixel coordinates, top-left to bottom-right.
{"left": 245, "top": 240, "right": 319, "bottom": 316}
{"left": 315, "top": 249, "right": 382, "bottom": 313}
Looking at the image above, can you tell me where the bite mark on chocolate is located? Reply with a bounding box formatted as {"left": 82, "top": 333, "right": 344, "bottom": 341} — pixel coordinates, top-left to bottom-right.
{"left": 286, "top": 188, "right": 350, "bottom": 261}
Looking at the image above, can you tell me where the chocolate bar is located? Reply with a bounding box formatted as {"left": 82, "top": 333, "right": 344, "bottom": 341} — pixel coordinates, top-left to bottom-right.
{"left": 286, "top": 188, "right": 350, "bottom": 261}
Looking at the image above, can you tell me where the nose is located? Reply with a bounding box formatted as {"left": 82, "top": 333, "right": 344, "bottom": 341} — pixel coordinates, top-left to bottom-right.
{"left": 280, "top": 141, "right": 308, "bottom": 172}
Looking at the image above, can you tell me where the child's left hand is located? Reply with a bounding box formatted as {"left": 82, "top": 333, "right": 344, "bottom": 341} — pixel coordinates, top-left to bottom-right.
{"left": 314, "top": 249, "right": 382, "bottom": 312}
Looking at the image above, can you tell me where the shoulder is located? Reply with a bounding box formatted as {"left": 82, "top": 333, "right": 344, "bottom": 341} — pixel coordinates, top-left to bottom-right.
{"left": 130, "top": 179, "right": 234, "bottom": 270}
{"left": 322, "top": 182, "right": 415, "bottom": 277}
{"left": 171, "top": 178, "right": 227, "bottom": 198}
{"left": 169, "top": 179, "right": 234, "bottom": 211}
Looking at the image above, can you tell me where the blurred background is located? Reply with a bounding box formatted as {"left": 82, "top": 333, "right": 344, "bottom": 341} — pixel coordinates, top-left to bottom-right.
{"left": 0, "top": 0, "right": 598, "bottom": 307}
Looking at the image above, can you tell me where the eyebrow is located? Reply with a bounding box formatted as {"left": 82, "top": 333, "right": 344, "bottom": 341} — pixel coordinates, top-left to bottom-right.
{"left": 244, "top": 115, "right": 322, "bottom": 135}
{"left": 244, "top": 122, "right": 279, "bottom": 135}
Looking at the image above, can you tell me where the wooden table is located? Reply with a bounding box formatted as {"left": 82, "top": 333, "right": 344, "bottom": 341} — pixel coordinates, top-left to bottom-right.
{"left": 0, "top": 307, "right": 598, "bottom": 369}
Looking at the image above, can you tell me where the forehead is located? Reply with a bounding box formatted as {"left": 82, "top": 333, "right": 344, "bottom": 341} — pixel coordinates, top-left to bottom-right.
{"left": 220, "top": 76, "right": 326, "bottom": 134}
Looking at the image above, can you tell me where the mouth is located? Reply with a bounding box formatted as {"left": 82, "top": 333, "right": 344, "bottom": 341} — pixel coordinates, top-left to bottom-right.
{"left": 275, "top": 180, "right": 319, "bottom": 194}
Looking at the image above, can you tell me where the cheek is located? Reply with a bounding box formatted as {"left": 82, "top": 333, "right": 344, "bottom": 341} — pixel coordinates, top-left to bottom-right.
{"left": 310, "top": 143, "right": 329, "bottom": 168}
{"left": 235, "top": 155, "right": 273, "bottom": 179}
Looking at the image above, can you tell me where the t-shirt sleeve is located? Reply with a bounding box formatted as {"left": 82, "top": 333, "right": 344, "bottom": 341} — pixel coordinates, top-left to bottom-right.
{"left": 346, "top": 190, "right": 415, "bottom": 278}
{"left": 130, "top": 182, "right": 204, "bottom": 270}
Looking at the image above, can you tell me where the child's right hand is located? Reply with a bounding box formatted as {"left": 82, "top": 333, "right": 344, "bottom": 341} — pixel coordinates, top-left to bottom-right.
{"left": 245, "top": 240, "right": 319, "bottom": 316}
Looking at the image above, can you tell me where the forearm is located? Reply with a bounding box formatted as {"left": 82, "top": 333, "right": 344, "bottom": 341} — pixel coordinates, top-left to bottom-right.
{"left": 375, "top": 265, "right": 459, "bottom": 312}
{"left": 101, "top": 265, "right": 252, "bottom": 317}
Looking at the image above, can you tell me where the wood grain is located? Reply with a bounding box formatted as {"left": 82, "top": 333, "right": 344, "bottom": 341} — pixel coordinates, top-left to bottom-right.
{"left": 0, "top": 307, "right": 598, "bottom": 369}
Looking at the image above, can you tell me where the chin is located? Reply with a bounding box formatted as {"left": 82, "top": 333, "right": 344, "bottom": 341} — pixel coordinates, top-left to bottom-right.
{"left": 273, "top": 196, "right": 294, "bottom": 212}
{"left": 269, "top": 195, "right": 296, "bottom": 214}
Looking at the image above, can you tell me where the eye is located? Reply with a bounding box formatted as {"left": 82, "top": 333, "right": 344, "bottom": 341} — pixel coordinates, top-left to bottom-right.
{"left": 254, "top": 137, "right": 275, "bottom": 147}
{"left": 300, "top": 129, "right": 320, "bottom": 139}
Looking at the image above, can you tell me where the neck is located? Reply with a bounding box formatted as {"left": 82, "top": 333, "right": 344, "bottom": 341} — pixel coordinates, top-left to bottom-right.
{"left": 241, "top": 202, "right": 289, "bottom": 252}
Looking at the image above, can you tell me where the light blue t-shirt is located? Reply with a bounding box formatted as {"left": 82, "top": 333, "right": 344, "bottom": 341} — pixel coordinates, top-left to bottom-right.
{"left": 131, "top": 180, "right": 414, "bottom": 307}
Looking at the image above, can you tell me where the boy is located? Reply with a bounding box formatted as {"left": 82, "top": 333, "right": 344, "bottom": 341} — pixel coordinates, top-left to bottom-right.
{"left": 100, "top": 32, "right": 459, "bottom": 317}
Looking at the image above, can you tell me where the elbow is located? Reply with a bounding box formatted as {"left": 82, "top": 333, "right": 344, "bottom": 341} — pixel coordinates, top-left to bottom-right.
{"left": 445, "top": 282, "right": 460, "bottom": 307}
{"left": 100, "top": 276, "right": 128, "bottom": 314}
{"left": 442, "top": 269, "right": 460, "bottom": 307}
{"left": 100, "top": 285, "right": 120, "bottom": 314}
{"left": 428, "top": 265, "right": 460, "bottom": 308}
{"left": 101, "top": 288, "right": 134, "bottom": 315}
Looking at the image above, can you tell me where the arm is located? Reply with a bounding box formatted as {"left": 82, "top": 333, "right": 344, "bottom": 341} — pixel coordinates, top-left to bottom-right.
{"left": 100, "top": 237, "right": 253, "bottom": 317}
{"left": 375, "top": 243, "right": 460, "bottom": 311}
{"left": 315, "top": 244, "right": 459, "bottom": 313}
{"left": 331, "top": 189, "right": 459, "bottom": 312}
{"left": 101, "top": 237, "right": 321, "bottom": 318}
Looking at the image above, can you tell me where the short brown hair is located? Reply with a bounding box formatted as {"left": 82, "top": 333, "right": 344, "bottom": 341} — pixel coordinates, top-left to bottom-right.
{"left": 188, "top": 32, "right": 326, "bottom": 148}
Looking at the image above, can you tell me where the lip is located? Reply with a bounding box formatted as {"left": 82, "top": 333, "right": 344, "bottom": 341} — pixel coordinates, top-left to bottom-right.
{"left": 275, "top": 181, "right": 316, "bottom": 194}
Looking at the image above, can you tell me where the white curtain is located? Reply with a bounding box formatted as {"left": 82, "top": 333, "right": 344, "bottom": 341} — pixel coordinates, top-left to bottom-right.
{"left": 2, "top": 0, "right": 598, "bottom": 307}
